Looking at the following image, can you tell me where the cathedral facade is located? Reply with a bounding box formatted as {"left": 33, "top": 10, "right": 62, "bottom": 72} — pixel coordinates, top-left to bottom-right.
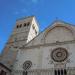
{"left": 0, "top": 16, "right": 75, "bottom": 75}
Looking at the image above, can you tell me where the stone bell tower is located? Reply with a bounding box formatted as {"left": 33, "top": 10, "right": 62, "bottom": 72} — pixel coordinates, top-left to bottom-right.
{"left": 9, "top": 16, "right": 39, "bottom": 47}
{"left": 0, "top": 16, "right": 39, "bottom": 69}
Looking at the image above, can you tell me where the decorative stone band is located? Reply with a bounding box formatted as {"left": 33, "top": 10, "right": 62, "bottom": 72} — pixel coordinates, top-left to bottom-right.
{"left": 12, "top": 67, "right": 75, "bottom": 75}
{"left": 20, "top": 40, "right": 75, "bottom": 50}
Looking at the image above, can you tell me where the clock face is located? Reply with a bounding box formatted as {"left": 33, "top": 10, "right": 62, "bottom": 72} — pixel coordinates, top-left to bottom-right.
{"left": 23, "top": 61, "right": 32, "bottom": 70}
{"left": 51, "top": 48, "right": 68, "bottom": 62}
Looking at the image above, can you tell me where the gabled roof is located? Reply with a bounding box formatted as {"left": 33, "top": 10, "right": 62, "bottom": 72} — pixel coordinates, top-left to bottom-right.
{"left": 20, "top": 20, "right": 75, "bottom": 49}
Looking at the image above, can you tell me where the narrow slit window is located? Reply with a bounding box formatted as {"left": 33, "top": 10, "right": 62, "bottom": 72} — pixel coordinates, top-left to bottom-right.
{"left": 20, "top": 24, "right": 22, "bottom": 28}
{"left": 32, "top": 25, "right": 35, "bottom": 29}
{"left": 58, "top": 70, "right": 60, "bottom": 75}
{"left": 23, "top": 71, "right": 28, "bottom": 75}
{"left": 54, "top": 70, "right": 57, "bottom": 75}
{"left": 64, "top": 69, "right": 67, "bottom": 75}
{"left": 17, "top": 25, "right": 19, "bottom": 28}
{"left": 24, "top": 23, "right": 26, "bottom": 27}
{"left": 27, "top": 22, "right": 30, "bottom": 26}
{"left": 61, "top": 69, "right": 63, "bottom": 75}
{"left": 35, "top": 30, "right": 37, "bottom": 34}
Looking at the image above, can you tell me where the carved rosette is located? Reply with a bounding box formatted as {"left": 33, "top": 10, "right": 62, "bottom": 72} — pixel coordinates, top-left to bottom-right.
{"left": 23, "top": 61, "right": 32, "bottom": 70}
{"left": 51, "top": 48, "right": 68, "bottom": 62}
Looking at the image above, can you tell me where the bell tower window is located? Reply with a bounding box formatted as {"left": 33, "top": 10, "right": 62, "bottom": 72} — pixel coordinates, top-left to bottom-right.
{"left": 24, "top": 23, "right": 26, "bottom": 27}
{"left": 17, "top": 25, "right": 19, "bottom": 28}
{"left": 27, "top": 22, "right": 30, "bottom": 26}
{"left": 20, "top": 24, "right": 22, "bottom": 27}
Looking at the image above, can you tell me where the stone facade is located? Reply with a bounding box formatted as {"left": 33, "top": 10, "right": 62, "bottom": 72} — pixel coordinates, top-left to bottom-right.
{"left": 1, "top": 16, "right": 75, "bottom": 75}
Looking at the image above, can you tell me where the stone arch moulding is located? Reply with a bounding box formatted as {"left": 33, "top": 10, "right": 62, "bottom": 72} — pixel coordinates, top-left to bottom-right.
{"left": 43, "top": 24, "right": 75, "bottom": 43}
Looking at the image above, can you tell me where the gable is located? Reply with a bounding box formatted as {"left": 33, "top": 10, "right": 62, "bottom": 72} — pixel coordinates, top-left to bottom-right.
{"left": 25, "top": 22, "right": 75, "bottom": 47}
{"left": 44, "top": 25, "right": 75, "bottom": 43}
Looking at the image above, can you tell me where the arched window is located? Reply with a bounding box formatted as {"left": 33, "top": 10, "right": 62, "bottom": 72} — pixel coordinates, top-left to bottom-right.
{"left": 23, "top": 61, "right": 32, "bottom": 75}
{"left": 24, "top": 23, "right": 26, "bottom": 27}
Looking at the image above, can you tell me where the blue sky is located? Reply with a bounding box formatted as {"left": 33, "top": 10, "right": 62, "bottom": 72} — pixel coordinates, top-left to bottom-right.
{"left": 0, "top": 0, "right": 75, "bottom": 53}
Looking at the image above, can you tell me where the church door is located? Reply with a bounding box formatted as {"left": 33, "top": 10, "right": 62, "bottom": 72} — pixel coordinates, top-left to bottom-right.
{"left": 54, "top": 69, "right": 67, "bottom": 75}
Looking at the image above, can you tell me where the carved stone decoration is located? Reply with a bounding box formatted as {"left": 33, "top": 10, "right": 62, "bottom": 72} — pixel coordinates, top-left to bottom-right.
{"left": 23, "top": 60, "right": 32, "bottom": 70}
{"left": 51, "top": 48, "right": 68, "bottom": 62}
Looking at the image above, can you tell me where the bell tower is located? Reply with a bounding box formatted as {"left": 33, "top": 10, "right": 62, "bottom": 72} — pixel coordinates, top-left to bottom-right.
{"left": 0, "top": 16, "right": 39, "bottom": 68}
{"left": 9, "top": 16, "right": 39, "bottom": 47}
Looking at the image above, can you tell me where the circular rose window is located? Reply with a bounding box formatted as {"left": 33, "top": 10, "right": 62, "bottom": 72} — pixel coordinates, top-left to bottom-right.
{"left": 23, "top": 60, "right": 32, "bottom": 70}
{"left": 51, "top": 48, "right": 68, "bottom": 62}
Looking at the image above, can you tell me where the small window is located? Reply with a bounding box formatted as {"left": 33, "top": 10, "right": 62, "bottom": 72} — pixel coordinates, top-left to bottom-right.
{"left": 32, "top": 25, "right": 35, "bottom": 29}
{"left": 23, "top": 61, "right": 32, "bottom": 70}
{"left": 17, "top": 25, "right": 19, "bottom": 28}
{"left": 20, "top": 24, "right": 22, "bottom": 28}
{"left": 64, "top": 69, "right": 67, "bottom": 75}
{"left": 27, "top": 22, "right": 30, "bottom": 26}
{"left": 58, "top": 70, "right": 60, "bottom": 75}
{"left": 35, "top": 30, "right": 37, "bottom": 34}
{"left": 24, "top": 23, "right": 26, "bottom": 27}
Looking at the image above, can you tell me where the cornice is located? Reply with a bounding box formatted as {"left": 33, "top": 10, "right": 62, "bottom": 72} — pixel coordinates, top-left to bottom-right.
{"left": 20, "top": 40, "right": 75, "bottom": 50}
